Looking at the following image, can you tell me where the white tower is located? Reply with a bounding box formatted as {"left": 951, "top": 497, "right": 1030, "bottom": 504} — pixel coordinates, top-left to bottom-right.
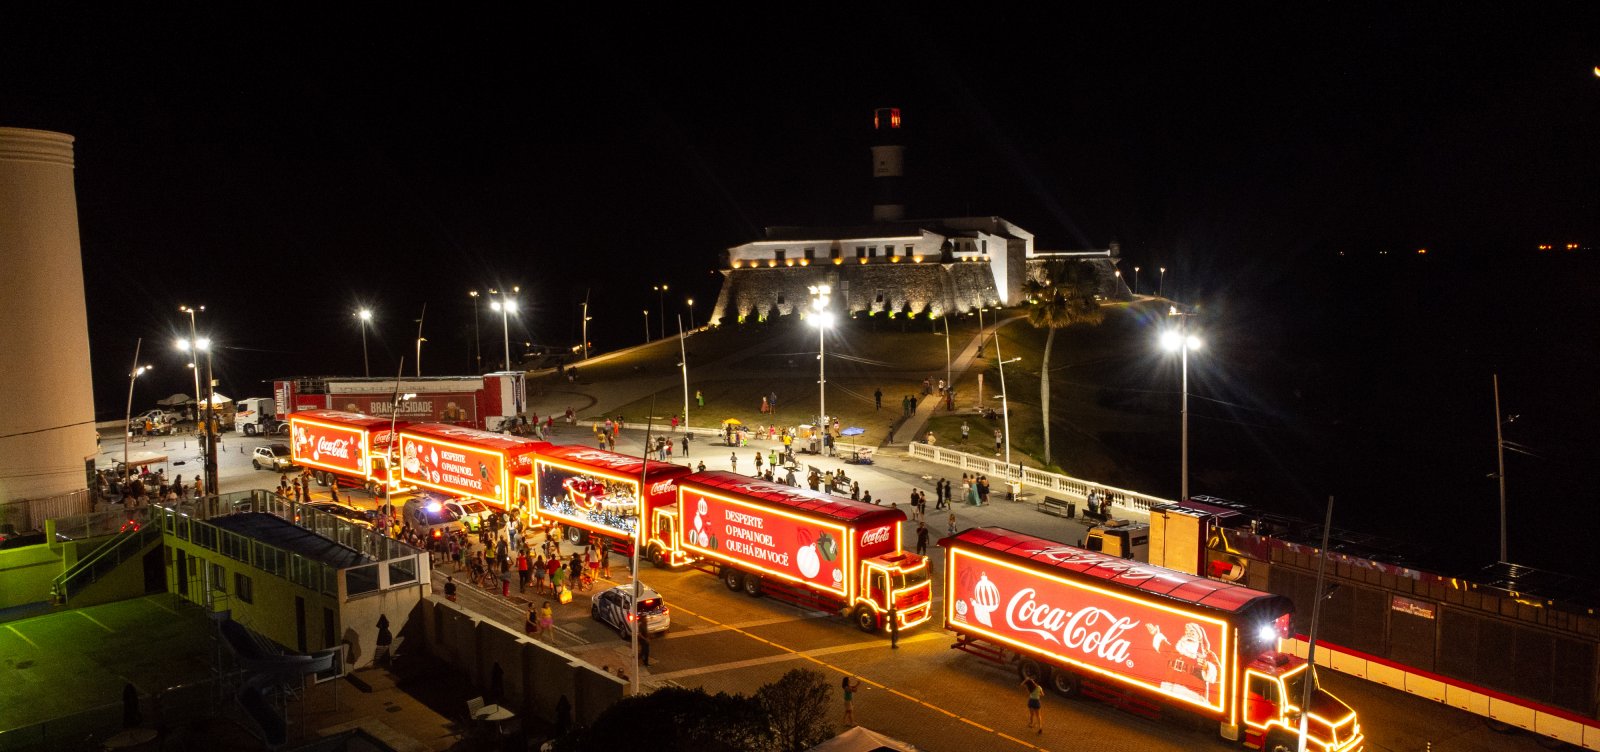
{"left": 871, "top": 107, "right": 905, "bottom": 222}
{"left": 0, "top": 128, "right": 97, "bottom": 502}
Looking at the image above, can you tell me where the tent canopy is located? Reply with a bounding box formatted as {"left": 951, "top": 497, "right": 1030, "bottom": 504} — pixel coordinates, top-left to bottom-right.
{"left": 111, "top": 451, "right": 169, "bottom": 469}
{"left": 808, "top": 726, "right": 917, "bottom": 752}
{"left": 156, "top": 393, "right": 194, "bottom": 406}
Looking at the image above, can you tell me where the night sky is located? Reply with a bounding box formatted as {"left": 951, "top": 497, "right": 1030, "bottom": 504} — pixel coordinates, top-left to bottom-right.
{"left": 4, "top": 7, "right": 1598, "bottom": 568}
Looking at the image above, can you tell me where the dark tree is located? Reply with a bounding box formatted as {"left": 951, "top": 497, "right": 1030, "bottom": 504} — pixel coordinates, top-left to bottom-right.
{"left": 579, "top": 687, "right": 772, "bottom": 752}
{"left": 1022, "top": 260, "right": 1105, "bottom": 465}
{"left": 756, "top": 668, "right": 834, "bottom": 752}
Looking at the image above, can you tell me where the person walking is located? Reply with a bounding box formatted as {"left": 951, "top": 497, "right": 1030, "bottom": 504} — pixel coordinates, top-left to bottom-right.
{"left": 754, "top": 451, "right": 763, "bottom": 474}
{"left": 444, "top": 576, "right": 458, "bottom": 602}
{"left": 538, "top": 601, "right": 555, "bottom": 640}
{"left": 916, "top": 523, "right": 929, "bottom": 556}
{"left": 948, "top": 512, "right": 958, "bottom": 538}
{"left": 525, "top": 605, "right": 539, "bottom": 637}
{"left": 961, "top": 420, "right": 970, "bottom": 440}
{"left": 874, "top": 387, "right": 883, "bottom": 410}
{"left": 696, "top": 389, "right": 704, "bottom": 408}
{"left": 682, "top": 436, "right": 690, "bottom": 458}
{"left": 994, "top": 428, "right": 1004, "bottom": 456}
{"left": 517, "top": 551, "right": 531, "bottom": 592}
{"left": 841, "top": 675, "right": 862, "bottom": 725}
{"left": 730, "top": 452, "right": 738, "bottom": 472}
{"left": 637, "top": 630, "right": 651, "bottom": 667}
{"left": 533, "top": 554, "right": 547, "bottom": 594}
{"left": 1023, "top": 677, "right": 1044, "bottom": 733}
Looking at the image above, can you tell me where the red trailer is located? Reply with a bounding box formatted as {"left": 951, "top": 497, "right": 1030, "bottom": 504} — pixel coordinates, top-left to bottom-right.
{"left": 672, "top": 472, "right": 932, "bottom": 633}
{"left": 527, "top": 445, "right": 692, "bottom": 558}
{"left": 396, "top": 423, "right": 548, "bottom": 510}
{"left": 943, "top": 527, "right": 1363, "bottom": 751}
{"left": 287, "top": 409, "right": 408, "bottom": 495}
{"left": 274, "top": 372, "right": 526, "bottom": 430}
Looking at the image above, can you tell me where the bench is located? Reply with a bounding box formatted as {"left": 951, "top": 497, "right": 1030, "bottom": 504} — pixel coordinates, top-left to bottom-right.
{"left": 1039, "top": 496, "right": 1075, "bottom": 518}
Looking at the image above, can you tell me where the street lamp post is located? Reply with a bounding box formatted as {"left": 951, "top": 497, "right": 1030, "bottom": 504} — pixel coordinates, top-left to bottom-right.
{"left": 490, "top": 298, "right": 518, "bottom": 371}
{"left": 653, "top": 284, "right": 669, "bottom": 340}
{"left": 643, "top": 310, "right": 650, "bottom": 344}
{"left": 687, "top": 298, "right": 695, "bottom": 331}
{"left": 1160, "top": 306, "right": 1202, "bottom": 502}
{"left": 942, "top": 315, "right": 952, "bottom": 411}
{"left": 809, "top": 285, "right": 833, "bottom": 429}
{"left": 179, "top": 305, "right": 203, "bottom": 423}
{"left": 1159, "top": 267, "right": 1167, "bottom": 299}
{"left": 1114, "top": 270, "right": 1123, "bottom": 298}
{"left": 177, "top": 335, "right": 218, "bottom": 497}
{"left": 468, "top": 290, "right": 482, "bottom": 372}
{"left": 357, "top": 308, "right": 373, "bottom": 377}
{"left": 678, "top": 315, "right": 690, "bottom": 430}
{"left": 994, "top": 335, "right": 1021, "bottom": 499}
{"left": 1133, "top": 266, "right": 1140, "bottom": 297}
{"left": 123, "top": 339, "right": 151, "bottom": 483}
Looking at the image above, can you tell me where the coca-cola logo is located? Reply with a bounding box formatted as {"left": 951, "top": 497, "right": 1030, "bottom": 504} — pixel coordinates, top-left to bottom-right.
{"left": 568, "top": 450, "right": 636, "bottom": 468}
{"left": 1005, "top": 588, "right": 1137, "bottom": 666}
{"left": 859, "top": 525, "right": 892, "bottom": 547}
{"left": 650, "top": 480, "right": 676, "bottom": 497}
{"left": 315, "top": 437, "right": 352, "bottom": 461}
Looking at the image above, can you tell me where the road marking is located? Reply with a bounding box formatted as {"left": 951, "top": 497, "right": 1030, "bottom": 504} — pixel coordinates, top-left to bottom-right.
{"left": 663, "top": 613, "right": 830, "bottom": 639}
{"left": 6, "top": 625, "right": 39, "bottom": 650}
{"left": 664, "top": 602, "right": 1045, "bottom": 751}
{"left": 79, "top": 613, "right": 113, "bottom": 633}
{"left": 651, "top": 632, "right": 944, "bottom": 681}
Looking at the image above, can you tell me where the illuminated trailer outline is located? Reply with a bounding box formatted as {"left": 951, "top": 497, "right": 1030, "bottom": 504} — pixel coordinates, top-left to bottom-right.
{"left": 942, "top": 527, "right": 1362, "bottom": 751}
{"left": 287, "top": 410, "right": 409, "bottom": 495}
{"left": 397, "top": 424, "right": 547, "bottom": 508}
{"left": 526, "top": 445, "right": 692, "bottom": 557}
{"left": 674, "top": 472, "right": 933, "bottom": 633}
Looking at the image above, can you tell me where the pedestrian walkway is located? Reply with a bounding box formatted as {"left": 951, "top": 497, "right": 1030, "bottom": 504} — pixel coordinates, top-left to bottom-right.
{"left": 889, "top": 315, "right": 1024, "bottom": 449}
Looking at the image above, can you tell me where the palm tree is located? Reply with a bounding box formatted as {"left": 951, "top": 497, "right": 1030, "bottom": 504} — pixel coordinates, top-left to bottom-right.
{"left": 1022, "top": 260, "right": 1105, "bottom": 465}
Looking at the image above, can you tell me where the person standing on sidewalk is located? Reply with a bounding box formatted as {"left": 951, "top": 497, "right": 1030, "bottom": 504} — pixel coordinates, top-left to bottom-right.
{"left": 916, "top": 523, "right": 929, "bottom": 556}
{"left": 730, "top": 452, "right": 738, "bottom": 472}
{"left": 1023, "top": 677, "right": 1044, "bottom": 734}
{"left": 841, "top": 676, "right": 862, "bottom": 725}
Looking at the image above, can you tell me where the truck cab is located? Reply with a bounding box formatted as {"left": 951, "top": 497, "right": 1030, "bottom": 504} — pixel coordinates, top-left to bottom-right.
{"left": 1080, "top": 519, "right": 1149, "bottom": 560}
{"left": 235, "top": 397, "right": 285, "bottom": 436}
{"left": 856, "top": 552, "right": 933, "bottom": 632}
{"left": 1243, "top": 655, "right": 1363, "bottom": 752}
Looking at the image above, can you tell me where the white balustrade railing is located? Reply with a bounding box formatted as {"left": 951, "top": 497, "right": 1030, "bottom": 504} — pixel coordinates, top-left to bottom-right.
{"left": 905, "top": 443, "right": 1172, "bottom": 514}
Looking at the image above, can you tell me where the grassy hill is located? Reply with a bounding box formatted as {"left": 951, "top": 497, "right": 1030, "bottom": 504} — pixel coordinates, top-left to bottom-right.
{"left": 531, "top": 299, "right": 1326, "bottom": 511}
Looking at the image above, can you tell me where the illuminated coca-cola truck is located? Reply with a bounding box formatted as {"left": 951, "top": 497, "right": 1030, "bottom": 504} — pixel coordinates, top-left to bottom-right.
{"left": 527, "top": 445, "right": 692, "bottom": 559}
{"left": 943, "top": 527, "right": 1363, "bottom": 752}
{"left": 287, "top": 410, "right": 408, "bottom": 496}
{"left": 396, "top": 424, "right": 548, "bottom": 510}
{"left": 673, "top": 472, "right": 932, "bottom": 633}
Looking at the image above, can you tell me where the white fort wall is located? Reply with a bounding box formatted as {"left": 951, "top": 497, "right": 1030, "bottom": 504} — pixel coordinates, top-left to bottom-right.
{"left": 0, "top": 128, "right": 97, "bottom": 501}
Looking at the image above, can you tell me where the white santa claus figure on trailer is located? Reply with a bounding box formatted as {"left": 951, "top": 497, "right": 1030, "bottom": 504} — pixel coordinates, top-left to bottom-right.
{"left": 1147, "top": 621, "right": 1221, "bottom": 704}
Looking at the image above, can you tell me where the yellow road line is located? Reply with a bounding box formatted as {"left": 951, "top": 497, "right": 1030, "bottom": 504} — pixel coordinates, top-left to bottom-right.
{"left": 6, "top": 625, "right": 39, "bottom": 650}
{"left": 79, "top": 613, "right": 113, "bottom": 633}
{"left": 669, "top": 602, "right": 1040, "bottom": 751}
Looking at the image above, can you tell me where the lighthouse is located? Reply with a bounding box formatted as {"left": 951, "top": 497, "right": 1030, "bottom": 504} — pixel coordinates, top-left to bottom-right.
{"left": 870, "top": 107, "right": 905, "bottom": 222}
{"left": 0, "top": 128, "right": 98, "bottom": 501}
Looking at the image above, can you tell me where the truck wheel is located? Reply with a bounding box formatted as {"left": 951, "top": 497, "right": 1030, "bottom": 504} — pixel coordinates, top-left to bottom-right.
{"left": 1048, "top": 667, "right": 1080, "bottom": 697}
{"left": 314, "top": 471, "right": 329, "bottom": 487}
{"left": 1265, "top": 731, "right": 1297, "bottom": 752}
{"left": 853, "top": 606, "right": 878, "bottom": 632}
{"left": 722, "top": 567, "right": 744, "bottom": 591}
{"left": 244, "top": 424, "right": 256, "bottom": 436}
{"left": 365, "top": 481, "right": 382, "bottom": 497}
{"left": 566, "top": 526, "right": 588, "bottom": 546}
{"left": 1018, "top": 658, "right": 1045, "bottom": 684}
{"left": 649, "top": 545, "right": 669, "bottom": 569}
{"left": 742, "top": 573, "right": 763, "bottom": 597}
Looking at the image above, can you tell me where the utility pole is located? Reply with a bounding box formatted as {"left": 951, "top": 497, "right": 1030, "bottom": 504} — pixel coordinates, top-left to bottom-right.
{"left": 414, "top": 303, "right": 426, "bottom": 378}
{"left": 581, "top": 289, "right": 591, "bottom": 361}
{"left": 1297, "top": 496, "right": 1336, "bottom": 752}
{"left": 1493, "top": 374, "right": 1508, "bottom": 563}
{"left": 678, "top": 315, "right": 690, "bottom": 430}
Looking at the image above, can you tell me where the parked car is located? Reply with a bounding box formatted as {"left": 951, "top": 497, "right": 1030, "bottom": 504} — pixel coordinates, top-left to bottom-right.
{"left": 442, "top": 498, "right": 492, "bottom": 532}
{"left": 402, "top": 497, "right": 462, "bottom": 539}
{"left": 590, "top": 583, "right": 671, "bottom": 638}
{"left": 302, "top": 501, "right": 378, "bottom": 527}
{"left": 252, "top": 444, "right": 295, "bottom": 471}
{"left": 134, "top": 409, "right": 181, "bottom": 435}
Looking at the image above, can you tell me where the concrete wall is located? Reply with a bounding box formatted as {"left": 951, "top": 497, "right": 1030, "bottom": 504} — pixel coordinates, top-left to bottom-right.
{"left": 420, "top": 596, "right": 627, "bottom": 730}
{"left": 0, "top": 543, "right": 63, "bottom": 610}
{"left": 0, "top": 128, "right": 97, "bottom": 501}
{"left": 710, "top": 261, "right": 1004, "bottom": 326}
{"left": 341, "top": 583, "right": 427, "bottom": 669}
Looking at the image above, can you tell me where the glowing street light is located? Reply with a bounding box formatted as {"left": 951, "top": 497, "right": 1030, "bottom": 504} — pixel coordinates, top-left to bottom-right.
{"left": 489, "top": 297, "right": 519, "bottom": 371}
{"left": 175, "top": 334, "right": 218, "bottom": 496}
{"left": 642, "top": 309, "right": 650, "bottom": 344}
{"left": 686, "top": 298, "right": 696, "bottom": 330}
{"left": 653, "top": 283, "right": 669, "bottom": 339}
{"left": 809, "top": 284, "right": 833, "bottom": 429}
{"left": 356, "top": 308, "right": 373, "bottom": 377}
{"left": 1159, "top": 267, "right": 1167, "bottom": 299}
{"left": 468, "top": 290, "right": 482, "bottom": 372}
{"left": 123, "top": 339, "right": 152, "bottom": 482}
{"left": 1133, "top": 266, "right": 1141, "bottom": 296}
{"left": 1160, "top": 306, "right": 1202, "bottom": 502}
{"left": 178, "top": 305, "right": 204, "bottom": 418}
